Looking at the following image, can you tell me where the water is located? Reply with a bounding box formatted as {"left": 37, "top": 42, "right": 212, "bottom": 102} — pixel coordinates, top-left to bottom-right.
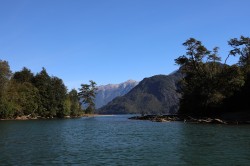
{"left": 0, "top": 115, "right": 250, "bottom": 166}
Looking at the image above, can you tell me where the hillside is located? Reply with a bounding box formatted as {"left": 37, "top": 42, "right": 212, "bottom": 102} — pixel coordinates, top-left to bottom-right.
{"left": 97, "top": 71, "right": 183, "bottom": 114}
{"left": 95, "top": 80, "right": 138, "bottom": 109}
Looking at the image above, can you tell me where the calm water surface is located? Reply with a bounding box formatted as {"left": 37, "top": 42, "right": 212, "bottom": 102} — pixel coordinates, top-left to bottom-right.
{"left": 0, "top": 115, "right": 250, "bottom": 165}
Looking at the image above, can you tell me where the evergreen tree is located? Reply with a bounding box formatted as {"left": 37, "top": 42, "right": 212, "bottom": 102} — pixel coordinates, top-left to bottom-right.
{"left": 69, "top": 89, "right": 81, "bottom": 117}
{"left": 0, "top": 60, "right": 13, "bottom": 118}
{"left": 78, "top": 80, "right": 97, "bottom": 114}
{"left": 33, "top": 68, "right": 53, "bottom": 117}
{"left": 0, "top": 60, "right": 11, "bottom": 98}
{"left": 33, "top": 68, "right": 69, "bottom": 118}
{"left": 13, "top": 67, "right": 34, "bottom": 83}
{"left": 51, "top": 77, "right": 68, "bottom": 118}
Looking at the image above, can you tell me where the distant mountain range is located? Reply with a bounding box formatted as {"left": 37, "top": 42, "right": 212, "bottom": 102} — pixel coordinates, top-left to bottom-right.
{"left": 95, "top": 80, "right": 139, "bottom": 109}
{"left": 97, "top": 70, "right": 183, "bottom": 115}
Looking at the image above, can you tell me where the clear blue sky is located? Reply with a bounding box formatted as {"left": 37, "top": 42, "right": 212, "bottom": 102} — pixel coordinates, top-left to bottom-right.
{"left": 0, "top": 0, "right": 250, "bottom": 90}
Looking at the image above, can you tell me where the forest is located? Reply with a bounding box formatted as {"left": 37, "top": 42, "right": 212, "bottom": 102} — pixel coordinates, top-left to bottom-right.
{"left": 0, "top": 64, "right": 96, "bottom": 119}
{"left": 175, "top": 36, "right": 250, "bottom": 117}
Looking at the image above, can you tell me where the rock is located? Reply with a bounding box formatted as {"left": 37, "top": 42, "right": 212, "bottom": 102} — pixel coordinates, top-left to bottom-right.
{"left": 214, "top": 118, "right": 227, "bottom": 124}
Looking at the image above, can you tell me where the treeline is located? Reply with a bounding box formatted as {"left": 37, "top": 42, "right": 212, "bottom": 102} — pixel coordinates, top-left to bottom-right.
{"left": 0, "top": 64, "right": 82, "bottom": 119}
{"left": 175, "top": 36, "right": 250, "bottom": 117}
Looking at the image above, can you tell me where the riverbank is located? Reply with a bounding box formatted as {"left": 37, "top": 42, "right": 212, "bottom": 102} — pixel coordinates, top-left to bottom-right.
{"left": 0, "top": 114, "right": 111, "bottom": 120}
{"left": 129, "top": 114, "right": 250, "bottom": 125}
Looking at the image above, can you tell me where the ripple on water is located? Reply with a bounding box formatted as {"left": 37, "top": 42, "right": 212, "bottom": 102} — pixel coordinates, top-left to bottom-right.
{"left": 0, "top": 116, "right": 250, "bottom": 165}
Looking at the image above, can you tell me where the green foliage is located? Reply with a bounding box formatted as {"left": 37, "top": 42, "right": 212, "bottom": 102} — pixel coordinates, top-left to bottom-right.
{"left": 175, "top": 37, "right": 247, "bottom": 116}
{"left": 0, "top": 60, "right": 11, "bottom": 98}
{"left": 228, "top": 36, "right": 250, "bottom": 70}
{"left": 0, "top": 62, "right": 87, "bottom": 119}
{"left": 78, "top": 80, "right": 97, "bottom": 114}
{"left": 5, "top": 81, "right": 39, "bottom": 116}
{"left": 69, "top": 89, "right": 81, "bottom": 117}
{"left": 33, "top": 68, "right": 69, "bottom": 118}
{"left": 63, "top": 97, "right": 71, "bottom": 117}
{"left": 0, "top": 60, "right": 13, "bottom": 118}
{"left": 33, "top": 68, "right": 53, "bottom": 117}
{"left": 0, "top": 99, "right": 15, "bottom": 119}
{"left": 13, "top": 67, "right": 34, "bottom": 83}
{"left": 51, "top": 77, "right": 68, "bottom": 118}
{"left": 223, "top": 36, "right": 250, "bottom": 112}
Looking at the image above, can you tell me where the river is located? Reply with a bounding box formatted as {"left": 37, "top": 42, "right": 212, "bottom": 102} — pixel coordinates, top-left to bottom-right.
{"left": 0, "top": 115, "right": 250, "bottom": 165}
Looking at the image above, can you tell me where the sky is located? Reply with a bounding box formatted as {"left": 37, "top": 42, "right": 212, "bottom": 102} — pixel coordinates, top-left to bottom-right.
{"left": 0, "top": 0, "right": 250, "bottom": 90}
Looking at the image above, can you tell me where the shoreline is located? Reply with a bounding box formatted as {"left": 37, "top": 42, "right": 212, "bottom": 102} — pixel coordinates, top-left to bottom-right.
{"left": 0, "top": 114, "right": 113, "bottom": 121}
{"left": 2, "top": 114, "right": 250, "bottom": 125}
{"left": 129, "top": 115, "right": 250, "bottom": 125}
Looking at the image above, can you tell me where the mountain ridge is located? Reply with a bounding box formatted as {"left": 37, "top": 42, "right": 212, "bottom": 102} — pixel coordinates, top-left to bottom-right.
{"left": 97, "top": 70, "right": 183, "bottom": 114}
{"left": 95, "top": 80, "right": 139, "bottom": 109}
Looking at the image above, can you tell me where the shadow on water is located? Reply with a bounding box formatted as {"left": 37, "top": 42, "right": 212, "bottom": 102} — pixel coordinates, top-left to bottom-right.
{"left": 177, "top": 123, "right": 250, "bottom": 166}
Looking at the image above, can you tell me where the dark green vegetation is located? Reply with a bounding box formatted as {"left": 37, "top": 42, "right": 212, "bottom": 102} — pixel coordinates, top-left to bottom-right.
{"left": 0, "top": 63, "right": 96, "bottom": 119}
{"left": 175, "top": 36, "right": 250, "bottom": 118}
{"left": 97, "top": 71, "right": 182, "bottom": 115}
{"left": 78, "top": 80, "right": 97, "bottom": 114}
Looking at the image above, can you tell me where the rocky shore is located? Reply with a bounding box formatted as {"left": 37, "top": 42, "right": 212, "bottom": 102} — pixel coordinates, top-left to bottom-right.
{"left": 0, "top": 114, "right": 111, "bottom": 120}
{"left": 129, "top": 115, "right": 250, "bottom": 125}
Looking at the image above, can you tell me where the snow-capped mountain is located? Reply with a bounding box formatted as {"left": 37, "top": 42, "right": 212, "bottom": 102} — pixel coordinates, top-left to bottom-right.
{"left": 95, "top": 80, "right": 138, "bottom": 109}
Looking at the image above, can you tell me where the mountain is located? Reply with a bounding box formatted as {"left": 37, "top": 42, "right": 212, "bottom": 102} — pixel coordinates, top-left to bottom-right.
{"left": 95, "top": 80, "right": 139, "bottom": 109}
{"left": 97, "top": 70, "right": 183, "bottom": 115}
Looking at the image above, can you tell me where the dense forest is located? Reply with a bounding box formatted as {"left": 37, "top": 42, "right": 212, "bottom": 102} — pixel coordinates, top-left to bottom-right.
{"left": 175, "top": 36, "right": 250, "bottom": 117}
{"left": 0, "top": 64, "right": 91, "bottom": 119}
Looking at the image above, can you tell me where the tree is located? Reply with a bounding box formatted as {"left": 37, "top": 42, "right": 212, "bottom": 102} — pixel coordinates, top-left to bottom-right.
{"left": 33, "top": 68, "right": 69, "bottom": 118}
{"left": 0, "top": 60, "right": 13, "bottom": 119}
{"left": 0, "top": 62, "right": 77, "bottom": 119}
{"left": 33, "top": 68, "right": 53, "bottom": 117}
{"left": 68, "top": 89, "right": 81, "bottom": 117}
{"left": 175, "top": 38, "right": 210, "bottom": 73}
{"left": 50, "top": 76, "right": 67, "bottom": 118}
{"left": 228, "top": 36, "right": 250, "bottom": 71}
{"left": 0, "top": 99, "right": 15, "bottom": 119}
{"left": 224, "top": 36, "right": 250, "bottom": 112}
{"left": 78, "top": 80, "right": 97, "bottom": 114}
{"left": 63, "top": 96, "right": 71, "bottom": 117}
{"left": 0, "top": 60, "right": 12, "bottom": 98}
{"left": 12, "top": 67, "right": 34, "bottom": 83}
{"left": 175, "top": 38, "right": 214, "bottom": 115}
{"left": 175, "top": 38, "right": 244, "bottom": 116}
{"left": 5, "top": 81, "right": 39, "bottom": 117}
